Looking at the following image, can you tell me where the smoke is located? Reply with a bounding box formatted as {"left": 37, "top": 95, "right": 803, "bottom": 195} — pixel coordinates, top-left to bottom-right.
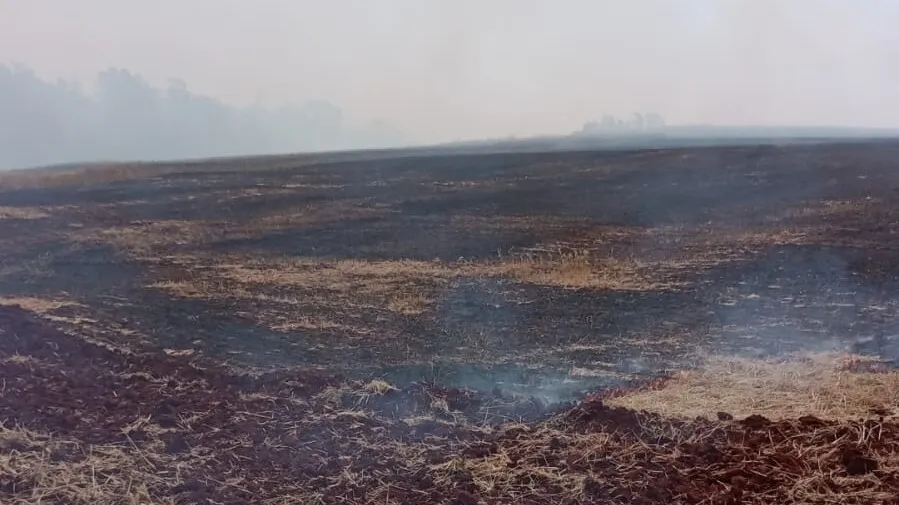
{"left": 3, "top": 1, "right": 899, "bottom": 143}
{"left": 411, "top": 144, "right": 899, "bottom": 404}
{"left": 693, "top": 0, "right": 899, "bottom": 128}
{"left": 0, "top": 65, "right": 408, "bottom": 170}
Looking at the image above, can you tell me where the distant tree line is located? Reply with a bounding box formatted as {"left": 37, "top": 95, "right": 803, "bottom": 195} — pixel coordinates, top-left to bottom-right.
{"left": 0, "top": 64, "right": 407, "bottom": 169}
{"left": 580, "top": 113, "right": 666, "bottom": 135}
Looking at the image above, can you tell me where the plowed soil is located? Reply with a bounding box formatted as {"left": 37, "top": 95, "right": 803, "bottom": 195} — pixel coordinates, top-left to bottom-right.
{"left": 3, "top": 306, "right": 898, "bottom": 504}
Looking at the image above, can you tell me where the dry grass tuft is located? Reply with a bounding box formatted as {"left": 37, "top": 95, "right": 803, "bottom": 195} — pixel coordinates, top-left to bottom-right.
{"left": 434, "top": 437, "right": 589, "bottom": 500}
{"left": 1, "top": 353, "right": 42, "bottom": 365}
{"left": 146, "top": 247, "right": 696, "bottom": 340}
{"left": 221, "top": 258, "right": 460, "bottom": 289}
{"left": 0, "top": 297, "right": 80, "bottom": 314}
{"left": 270, "top": 317, "right": 365, "bottom": 333}
{"left": 147, "top": 280, "right": 213, "bottom": 299}
{"left": 486, "top": 250, "right": 679, "bottom": 290}
{"left": 0, "top": 425, "right": 178, "bottom": 505}
{"left": 0, "top": 207, "right": 49, "bottom": 220}
{"left": 607, "top": 352, "right": 899, "bottom": 420}
{"left": 70, "top": 220, "right": 208, "bottom": 256}
{"left": 188, "top": 257, "right": 453, "bottom": 313}
{"left": 777, "top": 198, "right": 880, "bottom": 221}
{"left": 362, "top": 380, "right": 397, "bottom": 395}
{"left": 73, "top": 200, "right": 392, "bottom": 258}
{"left": 386, "top": 292, "right": 434, "bottom": 315}
{"left": 0, "top": 163, "right": 163, "bottom": 190}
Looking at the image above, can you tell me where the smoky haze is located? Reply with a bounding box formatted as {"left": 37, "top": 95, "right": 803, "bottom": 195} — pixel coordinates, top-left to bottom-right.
{"left": 1, "top": 0, "right": 899, "bottom": 168}
{"left": 0, "top": 65, "right": 407, "bottom": 170}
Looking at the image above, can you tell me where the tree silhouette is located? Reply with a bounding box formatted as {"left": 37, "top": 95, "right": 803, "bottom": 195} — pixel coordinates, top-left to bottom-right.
{"left": 0, "top": 64, "right": 407, "bottom": 169}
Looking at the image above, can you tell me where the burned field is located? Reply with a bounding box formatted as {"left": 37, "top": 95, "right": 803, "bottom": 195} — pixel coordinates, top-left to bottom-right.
{"left": 2, "top": 140, "right": 899, "bottom": 503}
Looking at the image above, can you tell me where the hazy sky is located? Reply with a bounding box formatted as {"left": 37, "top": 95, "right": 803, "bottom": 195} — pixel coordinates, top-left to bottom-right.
{"left": 2, "top": 0, "right": 898, "bottom": 142}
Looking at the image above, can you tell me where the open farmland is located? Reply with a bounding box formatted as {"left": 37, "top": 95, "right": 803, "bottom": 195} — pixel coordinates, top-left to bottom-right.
{"left": 2, "top": 140, "right": 899, "bottom": 504}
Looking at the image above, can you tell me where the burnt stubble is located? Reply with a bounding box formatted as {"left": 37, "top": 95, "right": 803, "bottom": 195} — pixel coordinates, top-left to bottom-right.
{"left": 2, "top": 140, "right": 899, "bottom": 503}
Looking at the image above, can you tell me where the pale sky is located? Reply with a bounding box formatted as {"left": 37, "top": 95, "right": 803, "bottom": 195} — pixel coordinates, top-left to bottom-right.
{"left": 2, "top": 0, "right": 898, "bottom": 143}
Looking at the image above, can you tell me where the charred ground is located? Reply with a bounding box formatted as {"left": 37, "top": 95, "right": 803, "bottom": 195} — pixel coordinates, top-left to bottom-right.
{"left": 2, "top": 140, "right": 899, "bottom": 503}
